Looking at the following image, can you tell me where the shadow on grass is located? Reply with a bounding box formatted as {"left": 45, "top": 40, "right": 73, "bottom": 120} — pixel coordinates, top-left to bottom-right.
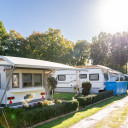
{"left": 51, "top": 92, "right": 75, "bottom": 100}
{"left": 36, "top": 93, "right": 128, "bottom": 128}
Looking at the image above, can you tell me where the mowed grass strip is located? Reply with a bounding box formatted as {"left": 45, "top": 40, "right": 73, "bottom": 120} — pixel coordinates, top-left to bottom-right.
{"left": 95, "top": 102, "right": 128, "bottom": 128}
{"left": 35, "top": 93, "right": 128, "bottom": 128}
{"left": 52, "top": 92, "right": 75, "bottom": 100}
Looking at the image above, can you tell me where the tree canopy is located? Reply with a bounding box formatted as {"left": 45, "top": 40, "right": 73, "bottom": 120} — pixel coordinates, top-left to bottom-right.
{"left": 0, "top": 20, "right": 128, "bottom": 73}
{"left": 90, "top": 32, "right": 128, "bottom": 72}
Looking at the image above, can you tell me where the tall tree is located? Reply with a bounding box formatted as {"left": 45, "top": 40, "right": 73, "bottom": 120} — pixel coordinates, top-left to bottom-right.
{"left": 90, "top": 32, "right": 128, "bottom": 73}
{"left": 0, "top": 20, "right": 8, "bottom": 55}
{"left": 5, "top": 30, "right": 30, "bottom": 57}
{"left": 27, "top": 28, "right": 74, "bottom": 64}
{"left": 71, "top": 40, "right": 90, "bottom": 66}
{"left": 90, "top": 32, "right": 112, "bottom": 66}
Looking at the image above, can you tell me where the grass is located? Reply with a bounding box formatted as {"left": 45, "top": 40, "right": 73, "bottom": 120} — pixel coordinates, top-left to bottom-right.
{"left": 51, "top": 92, "right": 75, "bottom": 100}
{"left": 35, "top": 93, "right": 128, "bottom": 128}
{"left": 95, "top": 102, "right": 128, "bottom": 128}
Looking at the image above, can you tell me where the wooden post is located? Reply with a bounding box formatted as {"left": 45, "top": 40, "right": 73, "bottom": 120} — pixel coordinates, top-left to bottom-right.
{"left": 79, "top": 70, "right": 80, "bottom": 93}
{"left": 126, "top": 63, "right": 127, "bottom": 74}
{"left": 119, "top": 74, "right": 121, "bottom": 81}
{"left": 76, "top": 71, "right": 78, "bottom": 95}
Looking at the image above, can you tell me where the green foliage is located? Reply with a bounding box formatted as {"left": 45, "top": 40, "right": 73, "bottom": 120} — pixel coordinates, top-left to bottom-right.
{"left": 27, "top": 28, "right": 74, "bottom": 64}
{"left": 82, "top": 81, "right": 92, "bottom": 96}
{"left": 36, "top": 101, "right": 49, "bottom": 107}
{"left": 90, "top": 32, "right": 128, "bottom": 73}
{"left": 1, "top": 20, "right": 128, "bottom": 73}
{"left": 0, "top": 101, "right": 79, "bottom": 128}
{"left": 36, "top": 93, "right": 127, "bottom": 128}
{"left": 0, "top": 20, "right": 8, "bottom": 55}
{"left": 5, "top": 30, "right": 30, "bottom": 57}
{"left": 74, "top": 94, "right": 81, "bottom": 99}
{"left": 77, "top": 91, "right": 114, "bottom": 106}
{"left": 47, "top": 76, "right": 57, "bottom": 94}
{"left": 71, "top": 40, "right": 90, "bottom": 66}
{"left": 53, "top": 98, "right": 62, "bottom": 104}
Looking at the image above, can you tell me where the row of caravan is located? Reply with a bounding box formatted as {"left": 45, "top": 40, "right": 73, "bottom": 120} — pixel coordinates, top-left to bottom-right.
{"left": 55, "top": 65, "right": 125, "bottom": 93}
{"left": 0, "top": 56, "right": 125, "bottom": 107}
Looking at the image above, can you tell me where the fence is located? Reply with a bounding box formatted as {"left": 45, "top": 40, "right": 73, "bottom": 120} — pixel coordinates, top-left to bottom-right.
{"left": 106, "top": 81, "right": 127, "bottom": 95}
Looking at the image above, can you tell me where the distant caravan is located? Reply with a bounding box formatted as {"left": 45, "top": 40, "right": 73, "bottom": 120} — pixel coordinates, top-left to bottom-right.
{"left": 55, "top": 65, "right": 123, "bottom": 93}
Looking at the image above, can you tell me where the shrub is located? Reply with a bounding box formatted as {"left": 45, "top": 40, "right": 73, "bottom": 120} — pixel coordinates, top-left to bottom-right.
{"left": 78, "top": 91, "right": 114, "bottom": 106}
{"left": 0, "top": 100, "right": 79, "bottom": 128}
{"left": 47, "top": 76, "right": 57, "bottom": 94}
{"left": 82, "top": 81, "right": 92, "bottom": 96}
{"left": 53, "top": 98, "right": 62, "bottom": 104}
{"left": 74, "top": 94, "right": 81, "bottom": 99}
{"left": 36, "top": 101, "right": 49, "bottom": 107}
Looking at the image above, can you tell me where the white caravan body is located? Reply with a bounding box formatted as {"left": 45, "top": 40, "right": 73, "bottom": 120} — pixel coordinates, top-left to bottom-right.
{"left": 0, "top": 56, "right": 75, "bottom": 107}
{"left": 55, "top": 65, "right": 122, "bottom": 93}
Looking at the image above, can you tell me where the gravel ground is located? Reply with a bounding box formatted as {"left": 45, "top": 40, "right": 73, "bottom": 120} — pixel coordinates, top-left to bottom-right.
{"left": 70, "top": 95, "right": 128, "bottom": 128}
{"left": 120, "top": 115, "right": 128, "bottom": 128}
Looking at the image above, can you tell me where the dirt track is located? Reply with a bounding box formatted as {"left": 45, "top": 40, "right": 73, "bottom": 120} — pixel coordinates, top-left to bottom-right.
{"left": 70, "top": 95, "right": 128, "bottom": 128}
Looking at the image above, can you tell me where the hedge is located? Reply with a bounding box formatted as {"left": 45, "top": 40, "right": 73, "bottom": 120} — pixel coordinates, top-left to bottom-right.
{"left": 82, "top": 81, "right": 92, "bottom": 96}
{"left": 0, "top": 100, "right": 79, "bottom": 128}
{"left": 77, "top": 91, "right": 114, "bottom": 106}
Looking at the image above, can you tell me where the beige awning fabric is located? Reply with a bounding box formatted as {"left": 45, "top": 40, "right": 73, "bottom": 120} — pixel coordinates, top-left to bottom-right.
{"left": 75, "top": 65, "right": 121, "bottom": 74}
{"left": 0, "top": 56, "right": 76, "bottom": 70}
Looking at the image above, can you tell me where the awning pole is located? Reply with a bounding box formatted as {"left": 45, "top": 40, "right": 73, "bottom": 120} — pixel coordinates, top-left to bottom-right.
{"left": 79, "top": 70, "right": 80, "bottom": 93}
{"left": 0, "top": 66, "right": 15, "bottom": 107}
{"left": 119, "top": 74, "right": 121, "bottom": 81}
{"left": 76, "top": 71, "right": 78, "bottom": 95}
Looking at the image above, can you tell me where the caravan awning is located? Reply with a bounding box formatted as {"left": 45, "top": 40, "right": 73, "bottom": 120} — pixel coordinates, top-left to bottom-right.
{"left": 0, "top": 56, "right": 76, "bottom": 70}
{"left": 75, "top": 65, "right": 122, "bottom": 74}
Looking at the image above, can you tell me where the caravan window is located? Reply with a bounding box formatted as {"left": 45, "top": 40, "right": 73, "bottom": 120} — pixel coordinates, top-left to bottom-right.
{"left": 89, "top": 74, "right": 99, "bottom": 81}
{"left": 12, "top": 73, "right": 19, "bottom": 88}
{"left": 104, "top": 73, "right": 109, "bottom": 81}
{"left": 22, "top": 73, "right": 32, "bottom": 87}
{"left": 58, "top": 75, "right": 66, "bottom": 81}
{"left": 33, "top": 74, "right": 42, "bottom": 86}
{"left": 79, "top": 74, "right": 87, "bottom": 79}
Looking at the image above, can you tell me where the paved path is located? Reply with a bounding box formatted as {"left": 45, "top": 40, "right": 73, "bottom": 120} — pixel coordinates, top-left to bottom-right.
{"left": 70, "top": 95, "right": 128, "bottom": 128}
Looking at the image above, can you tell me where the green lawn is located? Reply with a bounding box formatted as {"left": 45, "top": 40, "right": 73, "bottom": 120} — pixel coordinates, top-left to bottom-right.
{"left": 35, "top": 93, "right": 128, "bottom": 128}
{"left": 51, "top": 92, "right": 76, "bottom": 100}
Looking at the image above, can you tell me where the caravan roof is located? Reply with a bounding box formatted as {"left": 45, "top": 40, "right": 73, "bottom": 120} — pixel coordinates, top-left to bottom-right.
{"left": 75, "top": 65, "right": 121, "bottom": 74}
{"left": 0, "top": 56, "right": 76, "bottom": 70}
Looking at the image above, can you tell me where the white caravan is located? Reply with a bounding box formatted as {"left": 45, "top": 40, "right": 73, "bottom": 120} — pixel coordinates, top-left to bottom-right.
{"left": 0, "top": 56, "right": 75, "bottom": 107}
{"left": 55, "top": 65, "right": 122, "bottom": 93}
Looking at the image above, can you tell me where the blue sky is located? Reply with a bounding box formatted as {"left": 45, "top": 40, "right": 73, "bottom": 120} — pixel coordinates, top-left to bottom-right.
{"left": 0, "top": 0, "right": 128, "bottom": 43}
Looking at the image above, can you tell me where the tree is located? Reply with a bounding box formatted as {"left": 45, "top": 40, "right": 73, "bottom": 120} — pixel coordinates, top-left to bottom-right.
{"left": 110, "top": 33, "right": 128, "bottom": 72}
{"left": 27, "top": 28, "right": 74, "bottom": 64}
{"left": 47, "top": 76, "right": 57, "bottom": 98}
{"left": 0, "top": 20, "right": 8, "bottom": 55}
{"left": 90, "top": 32, "right": 112, "bottom": 66}
{"left": 71, "top": 40, "right": 90, "bottom": 66}
{"left": 90, "top": 32, "right": 128, "bottom": 73}
{"left": 5, "top": 30, "right": 30, "bottom": 57}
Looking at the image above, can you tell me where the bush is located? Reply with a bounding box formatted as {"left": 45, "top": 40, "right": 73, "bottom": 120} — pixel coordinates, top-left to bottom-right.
{"left": 77, "top": 91, "right": 114, "bottom": 106}
{"left": 53, "top": 98, "right": 62, "bottom": 104}
{"left": 74, "top": 94, "right": 81, "bottom": 99}
{"left": 47, "top": 76, "right": 57, "bottom": 94}
{"left": 0, "top": 101, "right": 79, "bottom": 128}
{"left": 82, "top": 81, "right": 92, "bottom": 96}
{"left": 36, "top": 101, "right": 49, "bottom": 107}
